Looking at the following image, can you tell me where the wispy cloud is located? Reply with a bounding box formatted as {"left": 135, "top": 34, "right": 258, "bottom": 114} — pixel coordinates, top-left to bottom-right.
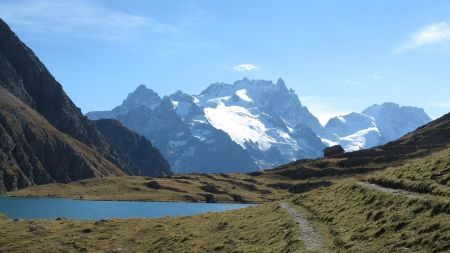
{"left": 0, "top": 0, "right": 179, "bottom": 41}
{"left": 300, "top": 96, "right": 358, "bottom": 126}
{"left": 346, "top": 79, "right": 360, "bottom": 86}
{"left": 372, "top": 74, "right": 383, "bottom": 80}
{"left": 232, "top": 64, "right": 258, "bottom": 72}
{"left": 430, "top": 101, "right": 450, "bottom": 108}
{"left": 394, "top": 22, "right": 450, "bottom": 54}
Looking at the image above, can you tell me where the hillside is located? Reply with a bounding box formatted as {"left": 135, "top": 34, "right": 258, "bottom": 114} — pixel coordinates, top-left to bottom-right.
{"left": 295, "top": 146, "right": 450, "bottom": 252}
{"left": 0, "top": 87, "right": 125, "bottom": 191}
{"left": 0, "top": 19, "right": 126, "bottom": 169}
{"left": 94, "top": 119, "right": 172, "bottom": 177}
{"left": 0, "top": 18, "right": 173, "bottom": 190}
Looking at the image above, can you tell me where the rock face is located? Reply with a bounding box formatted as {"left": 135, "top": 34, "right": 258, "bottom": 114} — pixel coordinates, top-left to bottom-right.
{"left": 115, "top": 95, "right": 257, "bottom": 173}
{"left": 323, "top": 145, "right": 345, "bottom": 157}
{"left": 0, "top": 18, "right": 131, "bottom": 170}
{"left": 87, "top": 79, "right": 326, "bottom": 172}
{"left": 94, "top": 119, "right": 172, "bottom": 177}
{"left": 0, "top": 87, "right": 125, "bottom": 192}
{"left": 0, "top": 18, "right": 172, "bottom": 191}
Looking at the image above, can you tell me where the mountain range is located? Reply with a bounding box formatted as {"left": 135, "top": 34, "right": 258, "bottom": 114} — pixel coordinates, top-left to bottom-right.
{"left": 0, "top": 16, "right": 433, "bottom": 187}
{"left": 87, "top": 80, "right": 431, "bottom": 173}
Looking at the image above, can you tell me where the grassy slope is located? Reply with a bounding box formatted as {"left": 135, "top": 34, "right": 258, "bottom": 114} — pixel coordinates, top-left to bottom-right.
{"left": 0, "top": 203, "right": 304, "bottom": 253}
{"left": 368, "top": 147, "right": 450, "bottom": 197}
{"left": 6, "top": 173, "right": 336, "bottom": 204}
{"left": 294, "top": 149, "right": 450, "bottom": 252}
{"left": 296, "top": 182, "right": 450, "bottom": 252}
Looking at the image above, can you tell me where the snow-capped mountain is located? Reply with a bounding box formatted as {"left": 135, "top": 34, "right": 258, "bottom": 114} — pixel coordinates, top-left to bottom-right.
{"left": 87, "top": 78, "right": 325, "bottom": 172}
{"left": 362, "top": 103, "right": 432, "bottom": 141}
{"left": 197, "top": 78, "right": 325, "bottom": 166}
{"left": 323, "top": 103, "right": 431, "bottom": 151}
{"left": 87, "top": 79, "right": 432, "bottom": 173}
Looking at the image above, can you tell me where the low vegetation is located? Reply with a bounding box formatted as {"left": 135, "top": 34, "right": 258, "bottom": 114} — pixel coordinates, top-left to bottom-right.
{"left": 294, "top": 148, "right": 450, "bottom": 252}
{"left": 7, "top": 173, "right": 336, "bottom": 204}
{"left": 4, "top": 137, "right": 450, "bottom": 252}
{"left": 368, "top": 148, "right": 450, "bottom": 197}
{"left": 295, "top": 181, "right": 450, "bottom": 252}
{"left": 0, "top": 203, "right": 304, "bottom": 253}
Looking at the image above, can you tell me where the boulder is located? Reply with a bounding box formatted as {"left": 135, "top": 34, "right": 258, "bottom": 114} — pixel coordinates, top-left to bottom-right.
{"left": 323, "top": 145, "right": 345, "bottom": 157}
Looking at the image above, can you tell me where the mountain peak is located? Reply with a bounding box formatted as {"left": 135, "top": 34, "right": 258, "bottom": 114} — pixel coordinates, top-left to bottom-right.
{"left": 276, "top": 78, "right": 286, "bottom": 87}
{"left": 135, "top": 84, "right": 148, "bottom": 91}
{"left": 122, "top": 85, "right": 161, "bottom": 110}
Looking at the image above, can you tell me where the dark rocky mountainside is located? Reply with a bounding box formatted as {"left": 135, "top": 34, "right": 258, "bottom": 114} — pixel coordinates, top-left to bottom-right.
{"left": 94, "top": 119, "right": 172, "bottom": 177}
{"left": 0, "top": 18, "right": 172, "bottom": 191}
{"left": 0, "top": 18, "right": 129, "bottom": 170}
{"left": 0, "top": 87, "right": 125, "bottom": 192}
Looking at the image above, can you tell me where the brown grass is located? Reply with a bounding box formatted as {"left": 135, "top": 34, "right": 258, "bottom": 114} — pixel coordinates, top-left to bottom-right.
{"left": 0, "top": 203, "right": 304, "bottom": 253}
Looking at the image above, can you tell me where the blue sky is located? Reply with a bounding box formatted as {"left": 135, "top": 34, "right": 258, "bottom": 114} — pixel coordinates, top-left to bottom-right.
{"left": 1, "top": 0, "right": 450, "bottom": 124}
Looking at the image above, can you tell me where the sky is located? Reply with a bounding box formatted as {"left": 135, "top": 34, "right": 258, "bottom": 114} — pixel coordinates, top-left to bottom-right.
{"left": 1, "top": 0, "right": 450, "bottom": 125}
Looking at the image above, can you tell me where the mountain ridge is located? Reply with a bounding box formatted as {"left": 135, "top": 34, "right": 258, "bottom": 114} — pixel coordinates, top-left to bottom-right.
{"left": 87, "top": 81, "right": 431, "bottom": 173}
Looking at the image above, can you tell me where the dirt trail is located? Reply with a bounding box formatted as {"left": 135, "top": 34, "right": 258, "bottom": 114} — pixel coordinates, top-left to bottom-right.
{"left": 281, "top": 202, "right": 327, "bottom": 252}
{"left": 358, "top": 181, "right": 422, "bottom": 198}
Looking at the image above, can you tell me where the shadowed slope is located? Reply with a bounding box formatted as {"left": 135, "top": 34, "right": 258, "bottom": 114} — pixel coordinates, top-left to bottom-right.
{"left": 0, "top": 18, "right": 130, "bottom": 174}
{"left": 94, "top": 119, "right": 172, "bottom": 177}
{"left": 0, "top": 87, "right": 125, "bottom": 192}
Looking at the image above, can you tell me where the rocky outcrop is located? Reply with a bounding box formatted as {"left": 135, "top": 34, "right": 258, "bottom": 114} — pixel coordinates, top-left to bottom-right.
{"left": 94, "top": 119, "right": 172, "bottom": 177}
{"left": 323, "top": 145, "right": 345, "bottom": 157}
{"left": 0, "top": 87, "right": 125, "bottom": 192}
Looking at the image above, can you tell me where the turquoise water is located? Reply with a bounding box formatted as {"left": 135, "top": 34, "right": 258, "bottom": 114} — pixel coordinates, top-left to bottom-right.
{"left": 0, "top": 197, "right": 253, "bottom": 220}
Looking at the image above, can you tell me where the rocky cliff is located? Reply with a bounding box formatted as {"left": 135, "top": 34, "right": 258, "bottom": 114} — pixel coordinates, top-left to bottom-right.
{"left": 0, "top": 18, "right": 172, "bottom": 191}
{"left": 94, "top": 119, "right": 172, "bottom": 177}
{"left": 0, "top": 87, "right": 125, "bottom": 191}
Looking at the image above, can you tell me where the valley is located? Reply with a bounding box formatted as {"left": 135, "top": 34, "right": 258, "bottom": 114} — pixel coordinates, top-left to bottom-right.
{"left": 4, "top": 113, "right": 450, "bottom": 251}
{"left": 0, "top": 5, "right": 449, "bottom": 252}
{"left": 3, "top": 141, "right": 450, "bottom": 252}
